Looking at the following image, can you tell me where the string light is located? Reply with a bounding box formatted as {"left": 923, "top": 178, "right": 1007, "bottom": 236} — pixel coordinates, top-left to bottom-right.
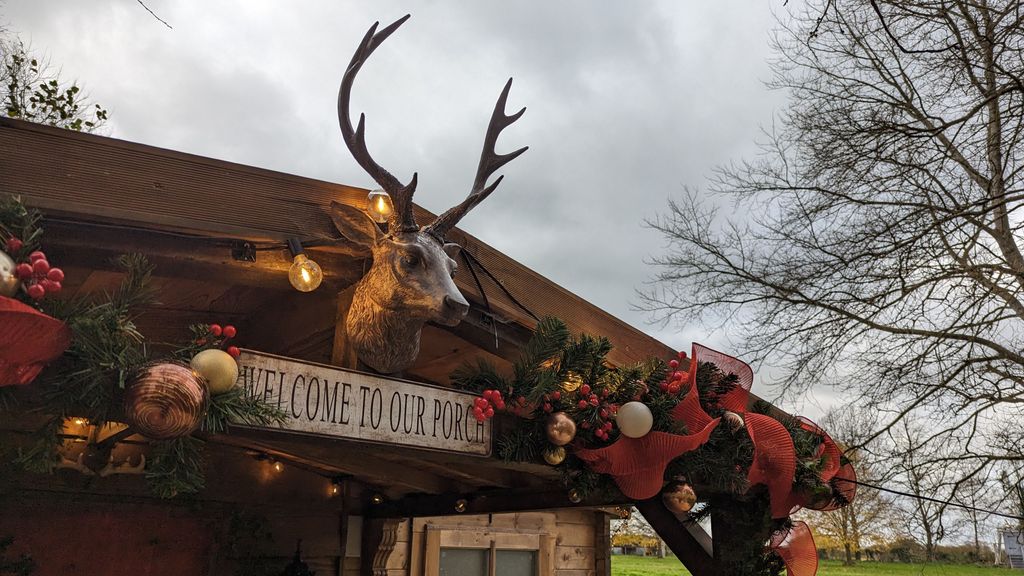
{"left": 273, "top": 460, "right": 284, "bottom": 473}
{"left": 286, "top": 238, "right": 323, "bottom": 292}
{"left": 371, "top": 493, "right": 385, "bottom": 505}
{"left": 454, "top": 499, "right": 467, "bottom": 513}
{"left": 366, "top": 190, "right": 393, "bottom": 224}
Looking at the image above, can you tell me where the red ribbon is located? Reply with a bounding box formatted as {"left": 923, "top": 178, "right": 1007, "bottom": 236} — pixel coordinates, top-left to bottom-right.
{"left": 0, "top": 296, "right": 71, "bottom": 386}
{"left": 574, "top": 343, "right": 856, "bottom": 575}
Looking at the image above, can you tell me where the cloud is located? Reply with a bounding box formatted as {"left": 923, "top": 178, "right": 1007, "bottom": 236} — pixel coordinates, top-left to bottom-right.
{"left": 5, "top": 0, "right": 812, "bottom": 409}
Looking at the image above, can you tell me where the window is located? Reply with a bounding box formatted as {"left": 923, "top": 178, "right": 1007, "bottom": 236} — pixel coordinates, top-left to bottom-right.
{"left": 438, "top": 548, "right": 538, "bottom": 576}
{"left": 425, "top": 528, "right": 552, "bottom": 576}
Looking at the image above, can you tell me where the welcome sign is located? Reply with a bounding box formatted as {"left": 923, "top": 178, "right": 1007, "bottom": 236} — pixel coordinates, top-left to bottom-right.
{"left": 235, "top": 350, "right": 491, "bottom": 456}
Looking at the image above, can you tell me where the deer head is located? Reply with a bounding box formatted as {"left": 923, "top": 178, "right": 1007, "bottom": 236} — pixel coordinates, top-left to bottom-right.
{"left": 330, "top": 15, "right": 527, "bottom": 374}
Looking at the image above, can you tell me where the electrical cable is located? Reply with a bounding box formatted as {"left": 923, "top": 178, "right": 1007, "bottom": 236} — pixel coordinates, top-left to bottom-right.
{"left": 834, "top": 476, "right": 1024, "bottom": 522}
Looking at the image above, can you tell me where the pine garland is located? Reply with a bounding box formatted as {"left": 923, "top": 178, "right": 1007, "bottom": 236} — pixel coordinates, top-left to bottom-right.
{"left": 456, "top": 317, "right": 849, "bottom": 575}
{"left": 1, "top": 194, "right": 284, "bottom": 498}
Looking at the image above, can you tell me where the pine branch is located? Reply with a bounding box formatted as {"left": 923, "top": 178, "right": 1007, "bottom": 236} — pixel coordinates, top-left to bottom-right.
{"left": 203, "top": 387, "right": 286, "bottom": 434}
{"left": 146, "top": 436, "right": 205, "bottom": 498}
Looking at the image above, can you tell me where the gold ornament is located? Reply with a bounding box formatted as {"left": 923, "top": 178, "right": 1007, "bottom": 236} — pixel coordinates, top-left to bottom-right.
{"left": 662, "top": 482, "right": 698, "bottom": 514}
{"left": 561, "top": 371, "right": 583, "bottom": 392}
{"left": 542, "top": 446, "right": 567, "bottom": 465}
{"left": 124, "top": 363, "right": 208, "bottom": 440}
{"left": 454, "top": 499, "right": 468, "bottom": 513}
{"left": 723, "top": 411, "right": 745, "bottom": 433}
{"left": 0, "top": 250, "right": 20, "bottom": 298}
{"left": 190, "top": 349, "right": 239, "bottom": 395}
{"left": 567, "top": 488, "right": 582, "bottom": 503}
{"left": 545, "top": 412, "right": 577, "bottom": 446}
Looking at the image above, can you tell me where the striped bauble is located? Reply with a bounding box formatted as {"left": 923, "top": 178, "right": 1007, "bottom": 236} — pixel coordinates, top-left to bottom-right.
{"left": 124, "top": 363, "right": 208, "bottom": 440}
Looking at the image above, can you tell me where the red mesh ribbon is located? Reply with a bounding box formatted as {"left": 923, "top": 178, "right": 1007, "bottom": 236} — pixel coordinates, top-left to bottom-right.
{"left": 745, "top": 412, "right": 797, "bottom": 519}
{"left": 0, "top": 296, "right": 71, "bottom": 386}
{"left": 770, "top": 521, "right": 818, "bottom": 576}
{"left": 574, "top": 425, "right": 718, "bottom": 500}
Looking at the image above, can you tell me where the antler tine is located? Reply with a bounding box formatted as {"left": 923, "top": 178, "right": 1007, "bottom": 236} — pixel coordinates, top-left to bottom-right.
{"left": 427, "top": 78, "right": 528, "bottom": 240}
{"left": 339, "top": 15, "right": 420, "bottom": 233}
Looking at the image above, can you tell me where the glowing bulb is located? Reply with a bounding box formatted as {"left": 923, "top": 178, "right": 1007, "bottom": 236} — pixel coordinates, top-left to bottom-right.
{"left": 331, "top": 485, "right": 340, "bottom": 496}
{"left": 288, "top": 253, "right": 323, "bottom": 292}
{"left": 273, "top": 461, "right": 283, "bottom": 472}
{"left": 366, "top": 190, "right": 393, "bottom": 224}
{"left": 72, "top": 418, "right": 87, "bottom": 426}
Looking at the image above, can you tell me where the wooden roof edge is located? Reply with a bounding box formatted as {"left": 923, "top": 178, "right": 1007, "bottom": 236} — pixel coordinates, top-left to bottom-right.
{"left": 2, "top": 117, "right": 677, "bottom": 361}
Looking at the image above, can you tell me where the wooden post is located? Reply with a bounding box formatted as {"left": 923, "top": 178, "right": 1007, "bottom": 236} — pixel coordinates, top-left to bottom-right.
{"left": 593, "top": 511, "right": 612, "bottom": 576}
{"left": 635, "top": 498, "right": 715, "bottom": 576}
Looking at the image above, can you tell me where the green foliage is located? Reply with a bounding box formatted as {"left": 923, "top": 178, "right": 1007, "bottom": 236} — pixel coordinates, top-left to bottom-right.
{"left": 204, "top": 387, "right": 286, "bottom": 435}
{"left": 0, "top": 195, "right": 41, "bottom": 261}
{"left": 146, "top": 436, "right": 205, "bottom": 499}
{"left": 2, "top": 38, "right": 108, "bottom": 132}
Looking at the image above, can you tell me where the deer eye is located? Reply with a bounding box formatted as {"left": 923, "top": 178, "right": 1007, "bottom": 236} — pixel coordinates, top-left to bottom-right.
{"left": 400, "top": 252, "right": 421, "bottom": 269}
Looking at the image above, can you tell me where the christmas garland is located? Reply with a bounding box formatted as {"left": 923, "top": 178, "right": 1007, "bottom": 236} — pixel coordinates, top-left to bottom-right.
{"left": 0, "top": 195, "right": 284, "bottom": 498}
{"left": 454, "top": 317, "right": 857, "bottom": 576}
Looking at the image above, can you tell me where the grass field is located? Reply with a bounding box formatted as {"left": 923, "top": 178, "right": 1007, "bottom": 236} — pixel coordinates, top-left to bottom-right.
{"left": 611, "top": 555, "right": 1018, "bottom": 575}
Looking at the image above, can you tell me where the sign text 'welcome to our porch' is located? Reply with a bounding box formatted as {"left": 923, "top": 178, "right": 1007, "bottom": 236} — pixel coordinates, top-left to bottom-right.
{"left": 235, "top": 350, "right": 491, "bottom": 456}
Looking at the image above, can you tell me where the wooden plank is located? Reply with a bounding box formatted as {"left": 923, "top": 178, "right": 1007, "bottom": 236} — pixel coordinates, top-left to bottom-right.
{"left": 593, "top": 512, "right": 611, "bottom": 576}
{"left": 423, "top": 529, "right": 441, "bottom": 576}
{"left": 635, "top": 498, "right": 715, "bottom": 576}
{"left": 554, "top": 545, "right": 596, "bottom": 570}
{"left": 235, "top": 350, "right": 492, "bottom": 456}
{"left": 539, "top": 534, "right": 555, "bottom": 576}
{"left": 1, "top": 118, "right": 679, "bottom": 370}
{"left": 368, "top": 487, "right": 630, "bottom": 519}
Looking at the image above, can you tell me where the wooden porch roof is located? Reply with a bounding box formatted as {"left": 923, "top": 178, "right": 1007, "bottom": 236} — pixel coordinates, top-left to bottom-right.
{"left": 0, "top": 117, "right": 678, "bottom": 509}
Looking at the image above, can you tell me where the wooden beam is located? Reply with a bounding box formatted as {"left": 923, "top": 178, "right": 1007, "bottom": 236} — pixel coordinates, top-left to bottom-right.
{"left": 366, "top": 486, "right": 630, "bottom": 519}
{"left": 635, "top": 498, "right": 716, "bottom": 576}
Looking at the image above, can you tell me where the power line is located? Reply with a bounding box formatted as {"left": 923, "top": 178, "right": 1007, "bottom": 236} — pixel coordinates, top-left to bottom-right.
{"left": 836, "top": 476, "right": 1024, "bottom": 522}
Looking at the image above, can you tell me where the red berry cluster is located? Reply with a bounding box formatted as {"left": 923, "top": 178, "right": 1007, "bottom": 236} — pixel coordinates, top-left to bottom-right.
{"left": 658, "top": 351, "right": 689, "bottom": 395}
{"left": 12, "top": 248, "right": 64, "bottom": 301}
{"left": 197, "top": 323, "right": 241, "bottom": 358}
{"left": 472, "top": 389, "right": 506, "bottom": 422}
{"left": 546, "top": 382, "right": 620, "bottom": 442}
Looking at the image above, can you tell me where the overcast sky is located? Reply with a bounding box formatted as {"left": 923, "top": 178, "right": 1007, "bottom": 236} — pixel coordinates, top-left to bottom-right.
{"left": 5, "top": 1, "right": 839, "bottom": 415}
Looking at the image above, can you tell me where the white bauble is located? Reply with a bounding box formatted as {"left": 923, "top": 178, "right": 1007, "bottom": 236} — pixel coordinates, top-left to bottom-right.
{"left": 190, "top": 349, "right": 239, "bottom": 395}
{"left": 615, "top": 401, "right": 654, "bottom": 438}
{"left": 0, "top": 250, "right": 20, "bottom": 298}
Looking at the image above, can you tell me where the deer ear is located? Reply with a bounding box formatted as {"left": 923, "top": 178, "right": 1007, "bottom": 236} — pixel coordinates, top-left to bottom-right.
{"left": 442, "top": 243, "right": 462, "bottom": 259}
{"left": 330, "top": 201, "right": 382, "bottom": 248}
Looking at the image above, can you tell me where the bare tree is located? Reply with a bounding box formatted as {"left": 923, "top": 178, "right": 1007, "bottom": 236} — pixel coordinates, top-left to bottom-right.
{"left": 804, "top": 408, "right": 894, "bottom": 565}
{"left": 644, "top": 0, "right": 1024, "bottom": 481}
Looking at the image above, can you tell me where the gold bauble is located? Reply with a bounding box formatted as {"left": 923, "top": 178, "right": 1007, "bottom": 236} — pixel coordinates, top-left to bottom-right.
{"left": 454, "top": 499, "right": 468, "bottom": 513}
{"left": 662, "top": 483, "right": 698, "bottom": 514}
{"left": 545, "top": 412, "right": 577, "bottom": 446}
{"left": 124, "top": 363, "right": 208, "bottom": 440}
{"left": 567, "top": 489, "right": 582, "bottom": 503}
{"left": 0, "top": 250, "right": 20, "bottom": 298}
{"left": 561, "top": 371, "right": 583, "bottom": 392}
{"left": 542, "top": 446, "right": 567, "bottom": 465}
{"left": 190, "top": 349, "right": 239, "bottom": 395}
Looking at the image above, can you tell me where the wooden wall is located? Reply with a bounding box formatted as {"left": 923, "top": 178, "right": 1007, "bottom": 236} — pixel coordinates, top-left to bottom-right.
{"left": 354, "top": 510, "right": 608, "bottom": 576}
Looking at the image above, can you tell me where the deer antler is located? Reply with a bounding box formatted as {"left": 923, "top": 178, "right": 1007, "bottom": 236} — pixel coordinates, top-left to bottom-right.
{"left": 426, "top": 78, "right": 528, "bottom": 240}
{"left": 338, "top": 15, "right": 420, "bottom": 233}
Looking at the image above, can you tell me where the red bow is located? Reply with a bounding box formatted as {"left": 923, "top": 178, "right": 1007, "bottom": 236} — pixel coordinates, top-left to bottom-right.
{"left": 0, "top": 296, "right": 71, "bottom": 386}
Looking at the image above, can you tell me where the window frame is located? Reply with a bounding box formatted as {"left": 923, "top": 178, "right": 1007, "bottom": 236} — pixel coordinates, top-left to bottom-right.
{"left": 423, "top": 526, "right": 554, "bottom": 576}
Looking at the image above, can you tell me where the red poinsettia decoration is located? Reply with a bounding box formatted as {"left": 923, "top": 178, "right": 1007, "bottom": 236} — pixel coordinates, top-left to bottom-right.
{"left": 0, "top": 295, "right": 71, "bottom": 386}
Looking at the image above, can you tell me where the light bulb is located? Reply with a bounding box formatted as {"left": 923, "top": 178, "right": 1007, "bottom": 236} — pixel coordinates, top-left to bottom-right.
{"left": 289, "top": 253, "right": 323, "bottom": 292}
{"left": 366, "top": 190, "right": 393, "bottom": 224}
{"left": 273, "top": 461, "right": 284, "bottom": 472}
